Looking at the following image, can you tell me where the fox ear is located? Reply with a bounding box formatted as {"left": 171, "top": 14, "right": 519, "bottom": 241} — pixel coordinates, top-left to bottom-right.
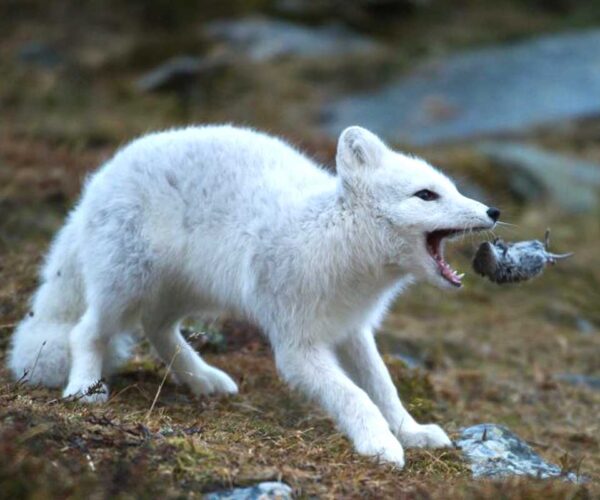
{"left": 336, "top": 126, "right": 386, "bottom": 177}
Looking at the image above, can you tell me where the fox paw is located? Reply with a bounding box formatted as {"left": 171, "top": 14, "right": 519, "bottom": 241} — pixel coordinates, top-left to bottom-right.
{"left": 355, "top": 431, "right": 406, "bottom": 468}
{"left": 187, "top": 367, "right": 238, "bottom": 397}
{"left": 397, "top": 423, "right": 453, "bottom": 449}
{"left": 63, "top": 380, "right": 109, "bottom": 404}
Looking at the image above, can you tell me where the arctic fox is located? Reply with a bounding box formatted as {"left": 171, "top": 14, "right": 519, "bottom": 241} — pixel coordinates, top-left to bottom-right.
{"left": 8, "top": 125, "right": 499, "bottom": 467}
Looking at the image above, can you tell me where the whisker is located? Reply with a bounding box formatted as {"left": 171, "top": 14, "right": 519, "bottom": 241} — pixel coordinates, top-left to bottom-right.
{"left": 494, "top": 221, "right": 519, "bottom": 237}
{"left": 470, "top": 226, "right": 476, "bottom": 243}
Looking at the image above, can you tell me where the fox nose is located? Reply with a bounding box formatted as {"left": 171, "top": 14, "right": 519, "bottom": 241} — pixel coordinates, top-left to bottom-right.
{"left": 487, "top": 207, "right": 501, "bottom": 222}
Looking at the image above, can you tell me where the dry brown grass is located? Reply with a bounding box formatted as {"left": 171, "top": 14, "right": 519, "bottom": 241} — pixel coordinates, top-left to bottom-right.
{"left": 1, "top": 127, "right": 598, "bottom": 500}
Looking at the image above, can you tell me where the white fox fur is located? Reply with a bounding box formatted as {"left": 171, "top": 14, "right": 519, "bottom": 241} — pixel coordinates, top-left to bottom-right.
{"left": 8, "top": 124, "right": 496, "bottom": 467}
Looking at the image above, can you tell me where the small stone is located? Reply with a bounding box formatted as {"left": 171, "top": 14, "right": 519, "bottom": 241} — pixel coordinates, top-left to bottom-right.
{"left": 392, "top": 352, "right": 423, "bottom": 370}
{"left": 575, "top": 318, "right": 595, "bottom": 336}
{"left": 18, "top": 42, "right": 62, "bottom": 68}
{"left": 136, "top": 55, "right": 228, "bottom": 93}
{"left": 457, "top": 423, "right": 582, "bottom": 482}
{"left": 378, "top": 333, "right": 425, "bottom": 369}
{"left": 203, "top": 481, "right": 293, "bottom": 500}
{"left": 555, "top": 374, "right": 600, "bottom": 391}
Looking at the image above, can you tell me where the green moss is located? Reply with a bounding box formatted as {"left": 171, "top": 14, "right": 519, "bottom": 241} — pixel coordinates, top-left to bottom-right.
{"left": 385, "top": 355, "right": 437, "bottom": 421}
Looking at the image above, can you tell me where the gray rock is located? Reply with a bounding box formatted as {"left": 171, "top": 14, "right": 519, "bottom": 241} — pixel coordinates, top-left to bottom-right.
{"left": 575, "top": 317, "right": 595, "bottom": 336}
{"left": 392, "top": 352, "right": 423, "bottom": 370}
{"left": 377, "top": 333, "right": 426, "bottom": 369}
{"left": 18, "top": 42, "right": 62, "bottom": 68}
{"left": 457, "top": 424, "right": 581, "bottom": 481}
{"left": 205, "top": 16, "right": 381, "bottom": 62}
{"left": 477, "top": 142, "right": 600, "bottom": 213}
{"left": 203, "top": 481, "right": 293, "bottom": 500}
{"left": 555, "top": 374, "right": 600, "bottom": 391}
{"left": 323, "top": 30, "right": 600, "bottom": 145}
{"left": 136, "top": 55, "right": 228, "bottom": 93}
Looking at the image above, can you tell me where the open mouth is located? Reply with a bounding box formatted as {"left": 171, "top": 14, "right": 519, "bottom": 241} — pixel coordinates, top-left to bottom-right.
{"left": 425, "top": 229, "right": 472, "bottom": 287}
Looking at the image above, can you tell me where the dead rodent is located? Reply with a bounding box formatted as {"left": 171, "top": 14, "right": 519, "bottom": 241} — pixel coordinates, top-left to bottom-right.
{"left": 472, "top": 230, "right": 572, "bottom": 284}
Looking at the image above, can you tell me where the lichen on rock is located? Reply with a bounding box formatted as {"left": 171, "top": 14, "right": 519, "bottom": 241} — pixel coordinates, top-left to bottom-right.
{"left": 457, "top": 424, "right": 582, "bottom": 482}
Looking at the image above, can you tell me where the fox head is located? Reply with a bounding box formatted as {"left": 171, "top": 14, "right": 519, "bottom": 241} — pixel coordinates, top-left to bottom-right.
{"left": 336, "top": 126, "right": 499, "bottom": 289}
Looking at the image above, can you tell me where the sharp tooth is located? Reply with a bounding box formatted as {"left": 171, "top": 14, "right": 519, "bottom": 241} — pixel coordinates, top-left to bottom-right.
{"left": 457, "top": 273, "right": 465, "bottom": 279}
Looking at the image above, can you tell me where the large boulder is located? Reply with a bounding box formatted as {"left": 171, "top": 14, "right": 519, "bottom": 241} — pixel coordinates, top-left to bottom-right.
{"left": 204, "top": 16, "right": 382, "bottom": 62}
{"left": 477, "top": 141, "right": 600, "bottom": 213}
{"left": 323, "top": 30, "right": 600, "bottom": 145}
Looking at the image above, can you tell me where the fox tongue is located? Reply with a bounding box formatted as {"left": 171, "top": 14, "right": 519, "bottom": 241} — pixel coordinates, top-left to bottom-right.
{"left": 427, "top": 229, "right": 464, "bottom": 287}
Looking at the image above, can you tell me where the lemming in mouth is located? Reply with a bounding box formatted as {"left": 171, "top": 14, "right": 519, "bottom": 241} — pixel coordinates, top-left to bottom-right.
{"left": 425, "top": 228, "right": 486, "bottom": 287}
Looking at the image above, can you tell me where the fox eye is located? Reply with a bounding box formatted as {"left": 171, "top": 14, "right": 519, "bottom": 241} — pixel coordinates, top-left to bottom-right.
{"left": 414, "top": 189, "right": 439, "bottom": 201}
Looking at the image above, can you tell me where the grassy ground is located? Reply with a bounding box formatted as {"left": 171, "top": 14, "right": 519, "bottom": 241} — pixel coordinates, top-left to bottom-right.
{"left": 1, "top": 1, "right": 599, "bottom": 498}
{"left": 1, "top": 108, "right": 599, "bottom": 500}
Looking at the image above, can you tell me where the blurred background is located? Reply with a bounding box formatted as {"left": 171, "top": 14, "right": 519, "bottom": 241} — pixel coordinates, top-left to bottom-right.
{"left": 0, "top": 1, "right": 599, "bottom": 497}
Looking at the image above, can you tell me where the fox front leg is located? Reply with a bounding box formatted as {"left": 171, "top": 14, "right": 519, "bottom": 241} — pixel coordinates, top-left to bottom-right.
{"left": 274, "top": 341, "right": 406, "bottom": 467}
{"left": 337, "top": 330, "right": 452, "bottom": 449}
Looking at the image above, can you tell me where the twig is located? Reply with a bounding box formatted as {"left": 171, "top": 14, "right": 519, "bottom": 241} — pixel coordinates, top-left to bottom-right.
{"left": 230, "top": 401, "right": 263, "bottom": 414}
{"left": 420, "top": 449, "right": 454, "bottom": 473}
{"left": 145, "top": 346, "right": 180, "bottom": 422}
{"left": 11, "top": 369, "right": 30, "bottom": 391}
{"left": 51, "top": 379, "right": 107, "bottom": 405}
{"left": 27, "top": 340, "right": 47, "bottom": 383}
{"left": 107, "top": 383, "right": 140, "bottom": 404}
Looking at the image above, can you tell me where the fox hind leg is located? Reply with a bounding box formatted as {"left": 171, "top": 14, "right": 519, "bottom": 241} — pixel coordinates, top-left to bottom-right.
{"left": 63, "top": 306, "right": 133, "bottom": 403}
{"left": 143, "top": 314, "right": 238, "bottom": 397}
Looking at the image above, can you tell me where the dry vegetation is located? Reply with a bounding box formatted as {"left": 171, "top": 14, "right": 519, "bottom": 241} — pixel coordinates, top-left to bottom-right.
{"left": 1, "top": 1, "right": 599, "bottom": 498}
